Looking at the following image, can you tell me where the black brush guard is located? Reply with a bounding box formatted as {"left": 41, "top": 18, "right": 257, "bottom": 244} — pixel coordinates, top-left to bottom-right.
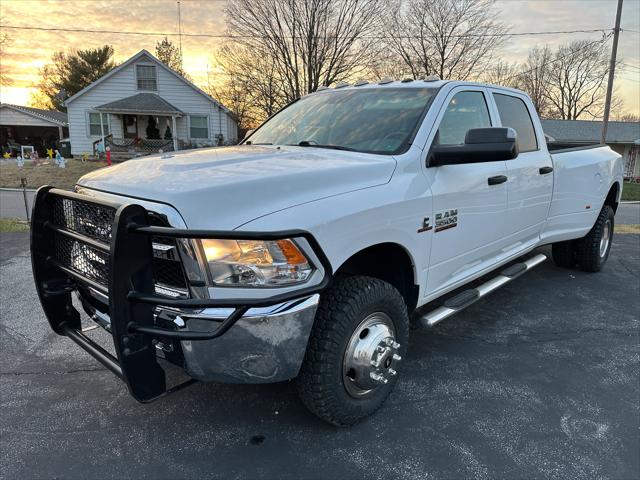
{"left": 31, "top": 186, "right": 332, "bottom": 402}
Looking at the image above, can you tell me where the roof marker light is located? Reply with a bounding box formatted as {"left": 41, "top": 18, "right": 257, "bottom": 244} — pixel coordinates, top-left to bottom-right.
{"left": 378, "top": 78, "right": 394, "bottom": 85}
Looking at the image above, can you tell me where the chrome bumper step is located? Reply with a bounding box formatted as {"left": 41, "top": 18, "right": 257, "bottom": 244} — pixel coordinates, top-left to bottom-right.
{"left": 418, "top": 253, "right": 547, "bottom": 328}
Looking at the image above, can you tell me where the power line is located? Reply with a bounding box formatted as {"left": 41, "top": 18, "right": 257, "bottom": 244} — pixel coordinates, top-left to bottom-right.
{"left": 504, "top": 33, "right": 613, "bottom": 84}
{"left": 0, "top": 24, "right": 613, "bottom": 40}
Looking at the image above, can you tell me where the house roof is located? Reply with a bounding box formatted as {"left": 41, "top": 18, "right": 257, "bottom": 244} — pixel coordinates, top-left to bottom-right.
{"left": 95, "top": 93, "right": 183, "bottom": 115}
{"left": 0, "top": 103, "right": 68, "bottom": 126}
{"left": 541, "top": 119, "right": 640, "bottom": 144}
{"left": 63, "top": 49, "right": 230, "bottom": 114}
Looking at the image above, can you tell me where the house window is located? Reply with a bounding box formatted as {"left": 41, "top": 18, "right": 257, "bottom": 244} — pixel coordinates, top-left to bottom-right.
{"left": 89, "top": 112, "right": 109, "bottom": 136}
{"left": 190, "top": 116, "right": 209, "bottom": 139}
{"left": 136, "top": 65, "right": 157, "bottom": 90}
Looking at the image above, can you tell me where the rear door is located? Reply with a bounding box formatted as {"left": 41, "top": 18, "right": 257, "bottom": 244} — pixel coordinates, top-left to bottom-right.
{"left": 424, "top": 87, "right": 509, "bottom": 297}
{"left": 489, "top": 90, "right": 553, "bottom": 252}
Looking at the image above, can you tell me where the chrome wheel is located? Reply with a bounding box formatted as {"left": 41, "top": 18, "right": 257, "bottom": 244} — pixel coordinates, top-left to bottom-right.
{"left": 600, "top": 219, "right": 612, "bottom": 258}
{"left": 342, "top": 312, "right": 401, "bottom": 398}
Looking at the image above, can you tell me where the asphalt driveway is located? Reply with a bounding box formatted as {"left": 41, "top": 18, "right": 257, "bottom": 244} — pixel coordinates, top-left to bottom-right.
{"left": 1, "top": 232, "right": 638, "bottom": 479}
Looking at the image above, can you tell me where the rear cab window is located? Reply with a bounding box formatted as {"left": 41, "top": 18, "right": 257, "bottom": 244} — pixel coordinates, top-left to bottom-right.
{"left": 493, "top": 93, "right": 538, "bottom": 153}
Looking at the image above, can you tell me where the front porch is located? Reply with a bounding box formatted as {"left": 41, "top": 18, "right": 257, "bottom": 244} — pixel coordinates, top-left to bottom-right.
{"left": 93, "top": 93, "right": 182, "bottom": 157}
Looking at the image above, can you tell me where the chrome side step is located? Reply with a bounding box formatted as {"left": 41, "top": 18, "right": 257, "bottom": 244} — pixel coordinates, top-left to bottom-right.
{"left": 418, "top": 253, "right": 547, "bottom": 328}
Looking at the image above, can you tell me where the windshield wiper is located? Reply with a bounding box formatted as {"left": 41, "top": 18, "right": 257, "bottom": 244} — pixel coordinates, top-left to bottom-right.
{"left": 245, "top": 141, "right": 273, "bottom": 145}
{"left": 294, "top": 141, "right": 358, "bottom": 152}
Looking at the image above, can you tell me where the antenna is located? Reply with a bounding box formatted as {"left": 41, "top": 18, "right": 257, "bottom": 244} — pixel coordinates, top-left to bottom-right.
{"left": 177, "top": 1, "right": 183, "bottom": 71}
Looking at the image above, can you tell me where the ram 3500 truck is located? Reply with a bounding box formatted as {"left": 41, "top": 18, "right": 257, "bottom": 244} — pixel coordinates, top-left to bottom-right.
{"left": 31, "top": 80, "right": 623, "bottom": 425}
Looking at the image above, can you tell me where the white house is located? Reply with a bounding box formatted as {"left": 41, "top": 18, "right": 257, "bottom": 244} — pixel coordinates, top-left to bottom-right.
{"left": 65, "top": 50, "right": 238, "bottom": 157}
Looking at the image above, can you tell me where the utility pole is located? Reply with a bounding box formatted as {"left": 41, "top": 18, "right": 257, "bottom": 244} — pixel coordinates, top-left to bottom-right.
{"left": 601, "top": 0, "right": 623, "bottom": 144}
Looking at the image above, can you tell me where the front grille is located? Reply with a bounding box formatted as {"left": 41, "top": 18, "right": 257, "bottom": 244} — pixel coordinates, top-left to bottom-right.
{"left": 52, "top": 197, "right": 115, "bottom": 243}
{"left": 50, "top": 196, "right": 189, "bottom": 297}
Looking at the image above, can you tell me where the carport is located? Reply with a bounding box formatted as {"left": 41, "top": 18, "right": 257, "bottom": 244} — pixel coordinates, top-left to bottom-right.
{"left": 0, "top": 103, "right": 68, "bottom": 156}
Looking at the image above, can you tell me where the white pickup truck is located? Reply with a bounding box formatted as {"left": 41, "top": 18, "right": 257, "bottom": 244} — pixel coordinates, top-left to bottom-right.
{"left": 31, "top": 80, "right": 623, "bottom": 425}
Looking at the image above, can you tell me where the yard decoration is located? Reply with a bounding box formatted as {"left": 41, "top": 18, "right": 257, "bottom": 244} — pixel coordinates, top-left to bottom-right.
{"left": 164, "top": 125, "right": 172, "bottom": 140}
{"left": 146, "top": 115, "right": 161, "bottom": 139}
{"left": 2, "top": 152, "right": 10, "bottom": 159}
{"left": 16, "top": 156, "right": 24, "bottom": 167}
{"left": 46, "top": 148, "right": 54, "bottom": 159}
{"left": 55, "top": 150, "right": 66, "bottom": 169}
{"left": 106, "top": 146, "right": 112, "bottom": 166}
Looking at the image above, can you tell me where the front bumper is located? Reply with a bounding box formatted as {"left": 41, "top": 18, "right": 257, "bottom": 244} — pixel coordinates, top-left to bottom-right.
{"left": 31, "top": 186, "right": 331, "bottom": 402}
{"left": 162, "top": 295, "right": 319, "bottom": 383}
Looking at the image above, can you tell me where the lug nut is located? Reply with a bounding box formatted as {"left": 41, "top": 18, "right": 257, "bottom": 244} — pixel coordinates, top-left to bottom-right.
{"left": 388, "top": 368, "right": 397, "bottom": 376}
{"left": 393, "top": 354, "right": 402, "bottom": 361}
{"left": 384, "top": 337, "right": 394, "bottom": 346}
{"left": 377, "top": 346, "right": 386, "bottom": 353}
{"left": 370, "top": 359, "right": 380, "bottom": 367}
{"left": 370, "top": 372, "right": 388, "bottom": 384}
{"left": 392, "top": 341, "right": 400, "bottom": 349}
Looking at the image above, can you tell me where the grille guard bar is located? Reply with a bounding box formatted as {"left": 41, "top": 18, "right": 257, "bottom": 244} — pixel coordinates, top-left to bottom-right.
{"left": 31, "top": 186, "right": 333, "bottom": 402}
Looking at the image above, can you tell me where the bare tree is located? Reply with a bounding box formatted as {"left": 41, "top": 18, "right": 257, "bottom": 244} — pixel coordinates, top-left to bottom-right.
{"left": 516, "top": 46, "right": 553, "bottom": 117}
{"left": 614, "top": 113, "right": 640, "bottom": 122}
{"left": 210, "top": 43, "right": 285, "bottom": 129}
{"left": 480, "top": 60, "right": 520, "bottom": 88}
{"left": 225, "top": 0, "right": 383, "bottom": 102}
{"left": 0, "top": 32, "right": 13, "bottom": 86}
{"left": 385, "top": 0, "right": 508, "bottom": 80}
{"left": 544, "top": 39, "right": 613, "bottom": 120}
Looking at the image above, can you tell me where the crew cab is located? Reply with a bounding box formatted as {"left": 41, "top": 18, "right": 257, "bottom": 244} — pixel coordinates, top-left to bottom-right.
{"left": 30, "top": 80, "right": 623, "bottom": 425}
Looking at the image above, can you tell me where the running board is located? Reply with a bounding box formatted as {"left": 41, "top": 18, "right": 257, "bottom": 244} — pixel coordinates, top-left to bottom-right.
{"left": 418, "top": 253, "right": 547, "bottom": 328}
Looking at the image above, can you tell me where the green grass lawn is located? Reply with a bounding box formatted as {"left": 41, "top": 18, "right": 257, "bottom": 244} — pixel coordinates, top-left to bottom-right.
{"left": 622, "top": 182, "right": 640, "bottom": 202}
{"left": 0, "top": 159, "right": 107, "bottom": 191}
{"left": 0, "top": 218, "right": 30, "bottom": 232}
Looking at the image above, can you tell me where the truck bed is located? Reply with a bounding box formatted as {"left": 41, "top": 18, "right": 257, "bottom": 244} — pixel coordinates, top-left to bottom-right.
{"left": 546, "top": 141, "right": 601, "bottom": 153}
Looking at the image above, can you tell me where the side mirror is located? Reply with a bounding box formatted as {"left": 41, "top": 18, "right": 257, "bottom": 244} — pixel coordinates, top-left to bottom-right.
{"left": 428, "top": 127, "right": 518, "bottom": 167}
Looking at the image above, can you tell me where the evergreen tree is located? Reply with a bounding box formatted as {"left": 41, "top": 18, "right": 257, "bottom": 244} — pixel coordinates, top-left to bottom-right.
{"left": 155, "top": 37, "right": 187, "bottom": 77}
{"left": 32, "top": 46, "right": 117, "bottom": 111}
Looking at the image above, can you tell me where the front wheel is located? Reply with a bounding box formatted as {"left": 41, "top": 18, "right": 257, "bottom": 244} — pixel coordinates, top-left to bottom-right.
{"left": 296, "top": 276, "right": 409, "bottom": 426}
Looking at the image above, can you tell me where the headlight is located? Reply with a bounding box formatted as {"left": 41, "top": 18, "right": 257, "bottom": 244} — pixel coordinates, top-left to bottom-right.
{"left": 200, "top": 238, "right": 314, "bottom": 287}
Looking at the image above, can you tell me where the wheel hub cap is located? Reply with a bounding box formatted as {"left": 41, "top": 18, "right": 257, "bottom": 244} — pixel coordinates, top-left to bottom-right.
{"left": 342, "top": 312, "right": 401, "bottom": 398}
{"left": 600, "top": 219, "right": 611, "bottom": 258}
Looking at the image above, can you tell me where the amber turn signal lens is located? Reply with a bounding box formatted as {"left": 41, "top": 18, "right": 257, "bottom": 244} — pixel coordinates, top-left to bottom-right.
{"left": 276, "top": 239, "right": 308, "bottom": 265}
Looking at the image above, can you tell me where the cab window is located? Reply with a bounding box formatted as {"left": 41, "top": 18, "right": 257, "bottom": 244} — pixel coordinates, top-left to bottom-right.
{"left": 493, "top": 93, "right": 538, "bottom": 152}
{"left": 436, "top": 91, "right": 491, "bottom": 146}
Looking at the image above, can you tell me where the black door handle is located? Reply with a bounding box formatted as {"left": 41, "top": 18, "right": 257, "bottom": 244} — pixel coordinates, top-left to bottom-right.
{"left": 488, "top": 175, "right": 508, "bottom": 186}
{"left": 539, "top": 166, "right": 554, "bottom": 175}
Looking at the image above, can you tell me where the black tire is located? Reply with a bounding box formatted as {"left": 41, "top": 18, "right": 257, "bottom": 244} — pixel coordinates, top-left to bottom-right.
{"left": 296, "top": 276, "right": 409, "bottom": 426}
{"left": 576, "top": 205, "right": 615, "bottom": 272}
{"left": 552, "top": 241, "right": 576, "bottom": 268}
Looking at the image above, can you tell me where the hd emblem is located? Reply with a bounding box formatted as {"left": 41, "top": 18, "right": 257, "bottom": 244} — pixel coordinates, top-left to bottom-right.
{"left": 435, "top": 209, "right": 458, "bottom": 232}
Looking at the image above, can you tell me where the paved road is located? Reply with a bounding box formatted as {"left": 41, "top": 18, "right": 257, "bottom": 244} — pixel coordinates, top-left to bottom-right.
{"left": 0, "top": 189, "right": 36, "bottom": 220}
{"left": 1, "top": 187, "right": 639, "bottom": 224}
{"left": 1, "top": 232, "right": 638, "bottom": 479}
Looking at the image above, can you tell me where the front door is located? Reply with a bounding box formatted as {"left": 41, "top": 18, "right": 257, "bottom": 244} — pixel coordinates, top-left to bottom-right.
{"left": 424, "top": 88, "right": 509, "bottom": 297}
{"left": 123, "top": 115, "right": 138, "bottom": 139}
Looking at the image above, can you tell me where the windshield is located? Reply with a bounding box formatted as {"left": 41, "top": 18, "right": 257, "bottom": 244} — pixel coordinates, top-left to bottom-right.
{"left": 247, "top": 88, "right": 437, "bottom": 154}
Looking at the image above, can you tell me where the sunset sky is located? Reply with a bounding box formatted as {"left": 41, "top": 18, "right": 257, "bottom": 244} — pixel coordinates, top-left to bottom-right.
{"left": 0, "top": 0, "right": 638, "bottom": 116}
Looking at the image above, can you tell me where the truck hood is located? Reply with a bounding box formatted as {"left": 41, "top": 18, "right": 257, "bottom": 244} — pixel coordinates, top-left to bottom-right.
{"left": 78, "top": 145, "right": 396, "bottom": 229}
